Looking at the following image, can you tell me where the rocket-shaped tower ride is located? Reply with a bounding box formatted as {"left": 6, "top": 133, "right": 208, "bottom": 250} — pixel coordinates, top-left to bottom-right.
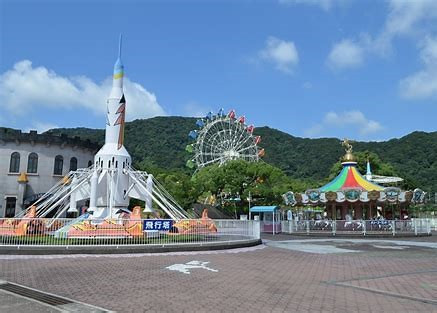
{"left": 21, "top": 37, "right": 190, "bottom": 227}
{"left": 89, "top": 35, "right": 131, "bottom": 219}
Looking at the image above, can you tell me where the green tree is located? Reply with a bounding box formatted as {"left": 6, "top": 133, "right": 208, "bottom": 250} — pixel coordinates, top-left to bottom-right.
{"left": 192, "top": 160, "right": 307, "bottom": 215}
{"left": 328, "top": 151, "right": 396, "bottom": 178}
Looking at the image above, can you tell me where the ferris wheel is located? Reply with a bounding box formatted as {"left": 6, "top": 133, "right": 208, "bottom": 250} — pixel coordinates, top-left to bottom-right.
{"left": 186, "top": 109, "right": 264, "bottom": 170}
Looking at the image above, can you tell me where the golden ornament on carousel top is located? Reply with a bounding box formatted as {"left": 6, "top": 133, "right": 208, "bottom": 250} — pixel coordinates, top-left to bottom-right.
{"left": 342, "top": 138, "right": 356, "bottom": 162}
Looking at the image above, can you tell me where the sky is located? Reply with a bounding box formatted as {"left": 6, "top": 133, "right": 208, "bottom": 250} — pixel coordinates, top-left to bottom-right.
{"left": 1, "top": 0, "right": 437, "bottom": 141}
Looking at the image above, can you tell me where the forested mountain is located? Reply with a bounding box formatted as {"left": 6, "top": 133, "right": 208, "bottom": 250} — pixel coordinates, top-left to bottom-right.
{"left": 255, "top": 127, "right": 437, "bottom": 191}
{"left": 45, "top": 116, "right": 437, "bottom": 191}
{"left": 47, "top": 117, "right": 196, "bottom": 171}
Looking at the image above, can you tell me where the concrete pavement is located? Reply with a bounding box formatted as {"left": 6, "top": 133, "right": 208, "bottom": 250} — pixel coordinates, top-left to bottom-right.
{"left": 0, "top": 237, "right": 436, "bottom": 312}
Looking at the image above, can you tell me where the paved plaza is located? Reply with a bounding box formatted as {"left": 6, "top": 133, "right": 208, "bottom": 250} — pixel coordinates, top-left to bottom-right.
{"left": 0, "top": 235, "right": 436, "bottom": 312}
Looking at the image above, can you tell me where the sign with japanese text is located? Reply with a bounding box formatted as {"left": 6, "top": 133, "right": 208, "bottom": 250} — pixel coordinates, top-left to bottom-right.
{"left": 143, "top": 219, "right": 173, "bottom": 231}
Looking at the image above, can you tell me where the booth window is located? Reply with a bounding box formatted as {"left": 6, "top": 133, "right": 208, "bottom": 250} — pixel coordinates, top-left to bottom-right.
{"left": 27, "top": 153, "right": 38, "bottom": 173}
{"left": 9, "top": 152, "right": 20, "bottom": 173}
{"left": 69, "top": 157, "right": 78, "bottom": 171}
{"left": 54, "top": 155, "right": 64, "bottom": 175}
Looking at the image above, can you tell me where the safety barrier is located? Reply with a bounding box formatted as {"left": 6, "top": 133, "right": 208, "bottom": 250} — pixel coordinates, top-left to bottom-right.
{"left": 281, "top": 219, "right": 432, "bottom": 236}
{"left": 430, "top": 218, "right": 437, "bottom": 231}
{"left": 0, "top": 218, "right": 260, "bottom": 247}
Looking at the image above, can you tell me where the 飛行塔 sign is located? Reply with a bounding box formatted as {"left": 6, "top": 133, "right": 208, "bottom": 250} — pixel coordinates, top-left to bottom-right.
{"left": 143, "top": 219, "right": 173, "bottom": 231}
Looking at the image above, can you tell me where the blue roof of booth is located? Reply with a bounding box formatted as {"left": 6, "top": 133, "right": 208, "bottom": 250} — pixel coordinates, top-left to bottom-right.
{"left": 249, "top": 206, "right": 280, "bottom": 213}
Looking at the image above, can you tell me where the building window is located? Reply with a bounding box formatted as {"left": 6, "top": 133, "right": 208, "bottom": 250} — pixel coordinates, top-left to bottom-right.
{"left": 54, "top": 155, "right": 64, "bottom": 175}
{"left": 9, "top": 152, "right": 20, "bottom": 173}
{"left": 88, "top": 160, "right": 92, "bottom": 167}
{"left": 27, "top": 153, "right": 38, "bottom": 173}
{"left": 69, "top": 157, "right": 78, "bottom": 171}
{"left": 5, "top": 197, "right": 16, "bottom": 218}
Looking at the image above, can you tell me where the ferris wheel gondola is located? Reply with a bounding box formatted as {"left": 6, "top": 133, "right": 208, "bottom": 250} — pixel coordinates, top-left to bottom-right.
{"left": 186, "top": 109, "right": 264, "bottom": 169}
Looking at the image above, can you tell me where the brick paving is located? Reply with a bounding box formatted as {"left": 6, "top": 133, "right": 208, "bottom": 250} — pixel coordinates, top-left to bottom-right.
{"left": 0, "top": 239, "right": 436, "bottom": 313}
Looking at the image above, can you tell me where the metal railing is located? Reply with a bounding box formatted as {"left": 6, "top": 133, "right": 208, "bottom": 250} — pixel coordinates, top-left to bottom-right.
{"left": 0, "top": 218, "right": 260, "bottom": 247}
{"left": 430, "top": 218, "right": 437, "bottom": 231}
{"left": 281, "top": 219, "right": 432, "bottom": 236}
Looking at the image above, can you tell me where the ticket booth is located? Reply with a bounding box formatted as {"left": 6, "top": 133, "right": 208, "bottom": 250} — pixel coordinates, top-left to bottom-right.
{"left": 249, "top": 206, "right": 281, "bottom": 234}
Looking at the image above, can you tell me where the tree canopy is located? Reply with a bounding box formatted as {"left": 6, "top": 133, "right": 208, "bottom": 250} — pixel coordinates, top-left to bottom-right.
{"left": 191, "top": 160, "right": 313, "bottom": 215}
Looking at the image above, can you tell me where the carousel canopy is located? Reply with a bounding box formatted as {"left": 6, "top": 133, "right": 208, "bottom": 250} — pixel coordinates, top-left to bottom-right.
{"left": 282, "top": 139, "right": 426, "bottom": 206}
{"left": 320, "top": 162, "right": 383, "bottom": 192}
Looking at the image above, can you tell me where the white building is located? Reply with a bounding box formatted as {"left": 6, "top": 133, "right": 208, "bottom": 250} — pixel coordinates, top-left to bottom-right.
{"left": 0, "top": 128, "right": 97, "bottom": 217}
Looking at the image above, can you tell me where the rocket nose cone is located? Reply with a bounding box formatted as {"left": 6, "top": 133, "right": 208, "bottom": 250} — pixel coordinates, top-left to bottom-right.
{"left": 114, "top": 57, "right": 122, "bottom": 68}
{"left": 113, "top": 58, "right": 124, "bottom": 80}
{"left": 114, "top": 58, "right": 123, "bottom": 71}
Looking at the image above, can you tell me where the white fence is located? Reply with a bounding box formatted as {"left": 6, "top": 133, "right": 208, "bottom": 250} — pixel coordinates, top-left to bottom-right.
{"left": 0, "top": 218, "right": 260, "bottom": 247}
{"left": 430, "top": 218, "right": 437, "bottom": 231}
{"left": 281, "top": 219, "right": 432, "bottom": 236}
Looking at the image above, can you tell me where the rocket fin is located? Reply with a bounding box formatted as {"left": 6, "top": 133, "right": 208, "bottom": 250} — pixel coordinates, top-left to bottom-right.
{"left": 73, "top": 181, "right": 91, "bottom": 201}
{"left": 98, "top": 170, "right": 107, "bottom": 184}
{"left": 127, "top": 183, "right": 145, "bottom": 201}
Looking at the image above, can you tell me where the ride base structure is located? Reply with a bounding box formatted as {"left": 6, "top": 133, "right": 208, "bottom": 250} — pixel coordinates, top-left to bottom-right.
{"left": 0, "top": 36, "right": 217, "bottom": 240}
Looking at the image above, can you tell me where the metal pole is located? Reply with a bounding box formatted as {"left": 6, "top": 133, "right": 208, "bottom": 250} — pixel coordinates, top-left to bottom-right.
{"left": 273, "top": 210, "right": 275, "bottom": 235}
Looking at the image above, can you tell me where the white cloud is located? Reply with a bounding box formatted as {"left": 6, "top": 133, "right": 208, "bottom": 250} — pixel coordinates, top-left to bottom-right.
{"left": 278, "top": 0, "right": 348, "bottom": 11}
{"left": 327, "top": 39, "right": 364, "bottom": 69}
{"left": 373, "top": 0, "right": 437, "bottom": 55}
{"left": 305, "top": 110, "right": 383, "bottom": 138}
{"left": 400, "top": 36, "right": 437, "bottom": 99}
{"left": 259, "top": 37, "right": 299, "bottom": 73}
{"left": 0, "top": 60, "right": 166, "bottom": 122}
{"left": 25, "top": 121, "right": 59, "bottom": 134}
{"left": 326, "top": 0, "right": 437, "bottom": 72}
{"left": 182, "top": 102, "right": 210, "bottom": 118}
{"left": 302, "top": 81, "right": 313, "bottom": 89}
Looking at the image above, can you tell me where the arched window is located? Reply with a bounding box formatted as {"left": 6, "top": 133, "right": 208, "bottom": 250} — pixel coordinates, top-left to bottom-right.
{"left": 54, "top": 155, "right": 63, "bottom": 175}
{"left": 27, "top": 153, "right": 38, "bottom": 173}
{"left": 9, "top": 152, "right": 20, "bottom": 173}
{"left": 69, "top": 157, "right": 78, "bottom": 171}
{"left": 88, "top": 160, "right": 92, "bottom": 167}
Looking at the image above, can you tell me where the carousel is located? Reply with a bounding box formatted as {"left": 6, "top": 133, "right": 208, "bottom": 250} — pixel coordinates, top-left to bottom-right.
{"left": 283, "top": 139, "right": 426, "bottom": 220}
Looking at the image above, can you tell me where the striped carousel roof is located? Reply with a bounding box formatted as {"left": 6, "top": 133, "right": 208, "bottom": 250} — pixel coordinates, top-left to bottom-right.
{"left": 320, "top": 162, "right": 384, "bottom": 192}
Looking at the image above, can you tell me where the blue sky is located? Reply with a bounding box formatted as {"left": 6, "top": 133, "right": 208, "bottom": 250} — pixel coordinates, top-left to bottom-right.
{"left": 1, "top": 0, "right": 436, "bottom": 141}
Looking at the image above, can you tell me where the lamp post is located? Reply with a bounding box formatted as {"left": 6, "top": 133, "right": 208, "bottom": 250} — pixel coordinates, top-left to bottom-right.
{"left": 242, "top": 182, "right": 252, "bottom": 215}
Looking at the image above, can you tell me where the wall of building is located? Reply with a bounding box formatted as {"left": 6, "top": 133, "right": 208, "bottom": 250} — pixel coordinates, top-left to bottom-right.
{"left": 0, "top": 130, "right": 97, "bottom": 217}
